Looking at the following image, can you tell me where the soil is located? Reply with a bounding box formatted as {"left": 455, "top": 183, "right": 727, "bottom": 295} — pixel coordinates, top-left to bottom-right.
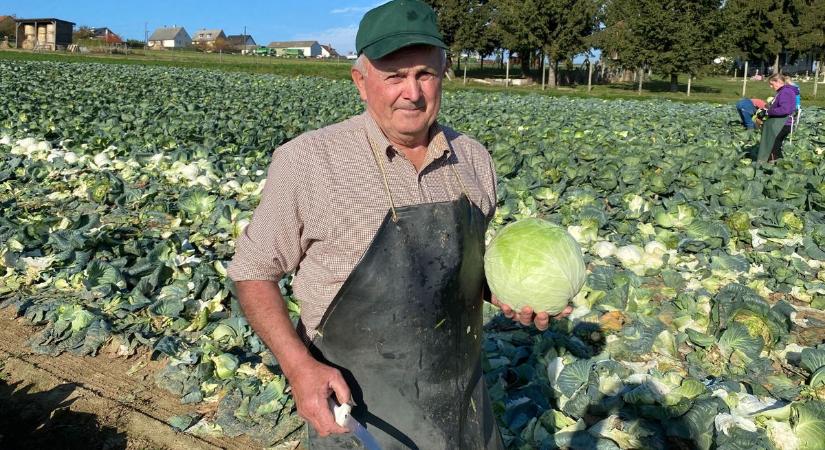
{"left": 0, "top": 307, "right": 267, "bottom": 450}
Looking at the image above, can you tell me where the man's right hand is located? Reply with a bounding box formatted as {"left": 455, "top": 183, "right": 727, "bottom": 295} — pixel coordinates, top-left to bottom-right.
{"left": 290, "top": 357, "right": 351, "bottom": 436}
{"left": 233, "top": 280, "right": 351, "bottom": 437}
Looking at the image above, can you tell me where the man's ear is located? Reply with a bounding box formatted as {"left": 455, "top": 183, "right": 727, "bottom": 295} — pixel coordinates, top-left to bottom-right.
{"left": 351, "top": 67, "right": 368, "bottom": 102}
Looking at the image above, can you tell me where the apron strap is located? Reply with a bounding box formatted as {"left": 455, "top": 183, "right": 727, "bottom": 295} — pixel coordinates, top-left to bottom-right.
{"left": 366, "top": 133, "right": 399, "bottom": 223}
{"left": 366, "top": 129, "right": 472, "bottom": 223}
{"left": 448, "top": 161, "right": 471, "bottom": 200}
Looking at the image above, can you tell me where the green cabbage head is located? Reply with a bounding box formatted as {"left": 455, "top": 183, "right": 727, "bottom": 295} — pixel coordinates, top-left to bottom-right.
{"left": 484, "top": 218, "right": 586, "bottom": 314}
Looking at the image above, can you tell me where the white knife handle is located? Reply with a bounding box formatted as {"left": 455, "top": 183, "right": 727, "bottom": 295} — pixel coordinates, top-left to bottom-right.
{"left": 328, "top": 397, "right": 351, "bottom": 428}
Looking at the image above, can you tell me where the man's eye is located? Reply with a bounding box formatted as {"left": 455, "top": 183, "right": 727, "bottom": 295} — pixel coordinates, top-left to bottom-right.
{"left": 386, "top": 75, "right": 403, "bottom": 83}
{"left": 418, "top": 73, "right": 434, "bottom": 81}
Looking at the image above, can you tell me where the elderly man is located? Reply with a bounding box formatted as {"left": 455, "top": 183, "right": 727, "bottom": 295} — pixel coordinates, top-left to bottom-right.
{"left": 229, "top": 0, "right": 568, "bottom": 448}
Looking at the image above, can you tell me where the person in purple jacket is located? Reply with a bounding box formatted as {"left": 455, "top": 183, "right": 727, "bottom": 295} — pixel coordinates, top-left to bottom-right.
{"left": 756, "top": 74, "right": 799, "bottom": 162}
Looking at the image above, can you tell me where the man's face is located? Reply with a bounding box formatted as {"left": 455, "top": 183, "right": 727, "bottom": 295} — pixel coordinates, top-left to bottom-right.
{"left": 352, "top": 45, "right": 444, "bottom": 145}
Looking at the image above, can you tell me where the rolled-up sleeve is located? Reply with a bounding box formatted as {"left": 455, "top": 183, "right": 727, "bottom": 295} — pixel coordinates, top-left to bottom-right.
{"left": 228, "top": 144, "right": 308, "bottom": 282}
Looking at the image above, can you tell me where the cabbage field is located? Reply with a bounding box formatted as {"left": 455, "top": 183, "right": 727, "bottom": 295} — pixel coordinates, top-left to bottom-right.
{"left": 2, "top": 59, "right": 825, "bottom": 450}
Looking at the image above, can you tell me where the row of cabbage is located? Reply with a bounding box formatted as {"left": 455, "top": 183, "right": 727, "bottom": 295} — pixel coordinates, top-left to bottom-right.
{"left": 1, "top": 60, "right": 824, "bottom": 449}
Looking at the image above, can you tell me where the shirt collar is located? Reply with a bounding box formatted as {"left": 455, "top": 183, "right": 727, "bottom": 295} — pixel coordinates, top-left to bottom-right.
{"left": 362, "top": 111, "right": 451, "bottom": 162}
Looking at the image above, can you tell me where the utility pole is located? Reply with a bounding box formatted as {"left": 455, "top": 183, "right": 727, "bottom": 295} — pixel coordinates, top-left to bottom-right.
{"left": 243, "top": 25, "right": 247, "bottom": 54}
{"left": 144, "top": 22, "right": 148, "bottom": 51}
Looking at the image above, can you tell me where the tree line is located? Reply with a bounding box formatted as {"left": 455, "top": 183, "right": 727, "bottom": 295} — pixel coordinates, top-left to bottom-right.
{"left": 423, "top": 0, "right": 825, "bottom": 91}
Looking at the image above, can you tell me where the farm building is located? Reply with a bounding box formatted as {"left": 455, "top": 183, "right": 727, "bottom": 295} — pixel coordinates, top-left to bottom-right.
{"left": 227, "top": 34, "right": 256, "bottom": 53}
{"left": 147, "top": 26, "right": 191, "bottom": 49}
{"left": 14, "top": 18, "right": 74, "bottom": 50}
{"left": 91, "top": 27, "right": 122, "bottom": 44}
{"left": 267, "top": 40, "right": 321, "bottom": 58}
{"left": 192, "top": 29, "right": 226, "bottom": 48}
{"left": 320, "top": 44, "right": 339, "bottom": 58}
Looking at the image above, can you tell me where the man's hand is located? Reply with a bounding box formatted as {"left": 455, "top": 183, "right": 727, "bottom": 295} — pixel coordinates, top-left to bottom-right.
{"left": 290, "top": 357, "right": 352, "bottom": 437}
{"left": 234, "top": 280, "right": 351, "bottom": 437}
{"left": 491, "top": 295, "right": 573, "bottom": 330}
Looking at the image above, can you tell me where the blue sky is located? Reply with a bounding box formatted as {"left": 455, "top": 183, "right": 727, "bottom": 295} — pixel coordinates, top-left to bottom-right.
{"left": 3, "top": 0, "right": 385, "bottom": 55}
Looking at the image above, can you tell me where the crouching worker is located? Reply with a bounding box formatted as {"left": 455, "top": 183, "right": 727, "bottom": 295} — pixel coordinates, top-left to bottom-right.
{"left": 227, "top": 1, "right": 571, "bottom": 448}
{"left": 735, "top": 97, "right": 767, "bottom": 130}
{"left": 756, "top": 74, "right": 798, "bottom": 162}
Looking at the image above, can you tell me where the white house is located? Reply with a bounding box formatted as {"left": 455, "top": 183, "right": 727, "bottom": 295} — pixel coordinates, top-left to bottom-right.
{"left": 320, "top": 44, "right": 339, "bottom": 58}
{"left": 267, "top": 40, "right": 322, "bottom": 58}
{"left": 147, "top": 26, "right": 191, "bottom": 49}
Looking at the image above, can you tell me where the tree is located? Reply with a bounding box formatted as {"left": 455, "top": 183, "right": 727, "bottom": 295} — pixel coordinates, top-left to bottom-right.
{"left": 791, "top": 0, "right": 824, "bottom": 91}
{"left": 72, "top": 26, "right": 95, "bottom": 43}
{"left": 452, "top": 1, "right": 500, "bottom": 69}
{"left": 488, "top": 0, "right": 545, "bottom": 77}
{"left": 538, "top": 0, "right": 601, "bottom": 87}
{"left": 0, "top": 16, "right": 15, "bottom": 41}
{"left": 424, "top": 0, "right": 465, "bottom": 51}
{"left": 213, "top": 37, "right": 230, "bottom": 53}
{"left": 723, "top": 0, "right": 798, "bottom": 74}
{"left": 595, "top": 0, "right": 726, "bottom": 92}
{"left": 424, "top": 0, "right": 500, "bottom": 70}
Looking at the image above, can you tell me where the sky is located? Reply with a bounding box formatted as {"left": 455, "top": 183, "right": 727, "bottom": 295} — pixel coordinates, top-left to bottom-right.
{"left": 3, "top": 0, "right": 386, "bottom": 55}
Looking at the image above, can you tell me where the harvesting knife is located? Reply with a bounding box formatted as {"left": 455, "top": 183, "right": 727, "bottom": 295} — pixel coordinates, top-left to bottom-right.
{"left": 329, "top": 399, "right": 384, "bottom": 450}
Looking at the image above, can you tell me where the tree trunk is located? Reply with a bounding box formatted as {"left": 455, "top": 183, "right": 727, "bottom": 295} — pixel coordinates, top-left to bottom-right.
{"left": 547, "top": 58, "right": 557, "bottom": 88}
{"left": 541, "top": 53, "right": 546, "bottom": 90}
{"left": 555, "top": 60, "right": 560, "bottom": 85}
{"left": 520, "top": 51, "right": 530, "bottom": 79}
{"left": 670, "top": 73, "right": 678, "bottom": 92}
{"left": 587, "top": 59, "right": 593, "bottom": 93}
{"left": 773, "top": 54, "right": 780, "bottom": 74}
{"left": 638, "top": 67, "right": 644, "bottom": 94}
{"left": 480, "top": 56, "right": 484, "bottom": 70}
{"left": 620, "top": 69, "right": 633, "bottom": 83}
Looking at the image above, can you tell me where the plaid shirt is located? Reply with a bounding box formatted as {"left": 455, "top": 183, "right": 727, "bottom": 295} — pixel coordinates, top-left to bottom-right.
{"left": 228, "top": 112, "right": 497, "bottom": 338}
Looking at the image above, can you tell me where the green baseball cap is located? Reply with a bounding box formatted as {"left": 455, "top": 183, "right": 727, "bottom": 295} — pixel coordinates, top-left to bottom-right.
{"left": 356, "top": 0, "right": 447, "bottom": 59}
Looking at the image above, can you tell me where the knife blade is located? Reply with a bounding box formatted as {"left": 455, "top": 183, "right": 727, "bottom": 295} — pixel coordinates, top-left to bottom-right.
{"left": 345, "top": 415, "right": 384, "bottom": 450}
{"left": 330, "top": 399, "right": 384, "bottom": 450}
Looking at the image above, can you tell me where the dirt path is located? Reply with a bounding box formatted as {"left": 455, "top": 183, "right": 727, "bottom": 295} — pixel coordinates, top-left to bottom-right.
{"left": 0, "top": 308, "right": 265, "bottom": 450}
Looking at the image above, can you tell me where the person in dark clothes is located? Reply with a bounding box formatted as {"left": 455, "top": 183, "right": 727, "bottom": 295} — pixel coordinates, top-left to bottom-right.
{"left": 756, "top": 74, "right": 799, "bottom": 162}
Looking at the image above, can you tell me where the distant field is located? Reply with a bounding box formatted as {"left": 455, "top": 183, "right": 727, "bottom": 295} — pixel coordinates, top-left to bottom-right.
{"left": 2, "top": 49, "right": 823, "bottom": 107}
{"left": 0, "top": 48, "right": 353, "bottom": 79}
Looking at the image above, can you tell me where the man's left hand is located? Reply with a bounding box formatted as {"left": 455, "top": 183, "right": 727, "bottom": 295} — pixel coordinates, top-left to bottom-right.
{"left": 491, "top": 296, "right": 573, "bottom": 331}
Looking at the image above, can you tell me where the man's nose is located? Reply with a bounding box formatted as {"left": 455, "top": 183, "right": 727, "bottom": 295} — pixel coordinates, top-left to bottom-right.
{"left": 402, "top": 76, "right": 423, "bottom": 103}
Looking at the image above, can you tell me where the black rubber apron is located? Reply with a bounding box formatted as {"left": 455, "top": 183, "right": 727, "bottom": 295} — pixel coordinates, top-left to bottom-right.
{"left": 306, "top": 138, "right": 503, "bottom": 450}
